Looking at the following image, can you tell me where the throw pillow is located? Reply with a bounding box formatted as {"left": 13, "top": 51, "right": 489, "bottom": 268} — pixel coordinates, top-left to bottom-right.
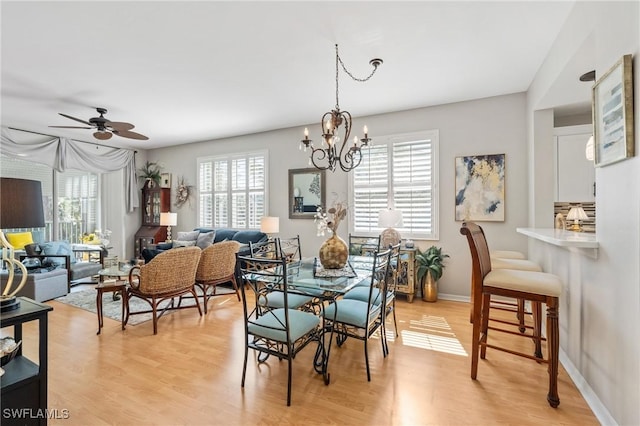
{"left": 40, "top": 240, "right": 76, "bottom": 266}
{"left": 6, "top": 232, "right": 34, "bottom": 250}
{"left": 176, "top": 230, "right": 199, "bottom": 241}
{"left": 172, "top": 240, "right": 197, "bottom": 248}
{"left": 196, "top": 230, "right": 215, "bottom": 250}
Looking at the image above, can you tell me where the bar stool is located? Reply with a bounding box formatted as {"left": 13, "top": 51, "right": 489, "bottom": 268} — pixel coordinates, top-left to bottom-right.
{"left": 460, "top": 222, "right": 562, "bottom": 408}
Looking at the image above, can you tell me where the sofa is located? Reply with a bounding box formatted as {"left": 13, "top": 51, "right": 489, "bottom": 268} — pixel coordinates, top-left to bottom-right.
{"left": 140, "top": 228, "right": 267, "bottom": 263}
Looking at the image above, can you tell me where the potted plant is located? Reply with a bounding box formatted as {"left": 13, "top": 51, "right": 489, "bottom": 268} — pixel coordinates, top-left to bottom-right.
{"left": 138, "top": 161, "right": 162, "bottom": 189}
{"left": 416, "top": 246, "right": 449, "bottom": 302}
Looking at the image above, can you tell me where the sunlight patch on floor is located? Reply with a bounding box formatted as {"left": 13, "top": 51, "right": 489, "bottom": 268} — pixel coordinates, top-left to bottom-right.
{"left": 401, "top": 315, "right": 468, "bottom": 356}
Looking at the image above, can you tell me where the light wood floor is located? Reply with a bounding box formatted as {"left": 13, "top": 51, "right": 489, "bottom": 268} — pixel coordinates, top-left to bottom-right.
{"left": 15, "top": 287, "right": 598, "bottom": 425}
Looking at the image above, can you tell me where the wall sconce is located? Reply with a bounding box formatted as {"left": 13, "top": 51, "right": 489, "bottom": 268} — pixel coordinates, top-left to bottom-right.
{"left": 378, "top": 209, "right": 403, "bottom": 248}
{"left": 160, "top": 212, "right": 177, "bottom": 242}
{"left": 566, "top": 206, "right": 588, "bottom": 232}
{"left": 260, "top": 216, "right": 280, "bottom": 239}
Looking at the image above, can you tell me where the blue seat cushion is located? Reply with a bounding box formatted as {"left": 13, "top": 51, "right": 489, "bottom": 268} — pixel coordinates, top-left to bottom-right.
{"left": 248, "top": 308, "right": 319, "bottom": 342}
{"left": 342, "top": 287, "right": 383, "bottom": 305}
{"left": 264, "top": 291, "right": 314, "bottom": 309}
{"left": 324, "top": 299, "right": 381, "bottom": 328}
{"left": 212, "top": 229, "right": 237, "bottom": 243}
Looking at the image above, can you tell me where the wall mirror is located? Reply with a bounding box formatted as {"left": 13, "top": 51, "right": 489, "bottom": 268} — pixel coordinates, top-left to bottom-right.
{"left": 288, "top": 168, "right": 325, "bottom": 219}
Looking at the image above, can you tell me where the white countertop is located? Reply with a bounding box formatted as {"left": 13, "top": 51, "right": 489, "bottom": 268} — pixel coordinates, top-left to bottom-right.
{"left": 516, "top": 227, "right": 599, "bottom": 248}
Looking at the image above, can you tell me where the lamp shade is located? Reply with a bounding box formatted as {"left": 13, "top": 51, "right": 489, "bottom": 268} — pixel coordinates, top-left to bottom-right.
{"left": 567, "top": 207, "right": 588, "bottom": 221}
{"left": 0, "top": 178, "right": 45, "bottom": 229}
{"left": 378, "top": 209, "right": 403, "bottom": 228}
{"left": 260, "top": 216, "right": 279, "bottom": 233}
{"left": 160, "top": 212, "right": 177, "bottom": 227}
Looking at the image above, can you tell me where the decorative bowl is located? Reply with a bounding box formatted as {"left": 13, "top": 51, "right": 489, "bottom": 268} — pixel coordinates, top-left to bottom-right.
{"left": 0, "top": 337, "right": 21, "bottom": 366}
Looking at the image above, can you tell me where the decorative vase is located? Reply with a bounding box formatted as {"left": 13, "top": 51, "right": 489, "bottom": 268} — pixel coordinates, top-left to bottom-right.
{"left": 422, "top": 271, "right": 438, "bottom": 302}
{"left": 319, "top": 234, "right": 348, "bottom": 269}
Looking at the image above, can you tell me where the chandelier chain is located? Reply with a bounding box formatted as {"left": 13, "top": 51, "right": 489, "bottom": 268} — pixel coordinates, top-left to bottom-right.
{"left": 334, "top": 44, "right": 381, "bottom": 110}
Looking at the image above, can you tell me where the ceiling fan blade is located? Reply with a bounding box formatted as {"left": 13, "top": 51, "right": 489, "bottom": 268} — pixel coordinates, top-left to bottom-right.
{"left": 106, "top": 121, "right": 135, "bottom": 131}
{"left": 113, "top": 130, "right": 149, "bottom": 141}
{"left": 59, "top": 113, "right": 93, "bottom": 126}
{"left": 49, "top": 125, "right": 93, "bottom": 129}
{"left": 93, "top": 131, "right": 113, "bottom": 140}
{"left": 113, "top": 129, "right": 149, "bottom": 140}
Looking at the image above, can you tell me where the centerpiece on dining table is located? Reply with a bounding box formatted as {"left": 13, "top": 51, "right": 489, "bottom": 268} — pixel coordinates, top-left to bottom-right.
{"left": 315, "top": 199, "right": 348, "bottom": 269}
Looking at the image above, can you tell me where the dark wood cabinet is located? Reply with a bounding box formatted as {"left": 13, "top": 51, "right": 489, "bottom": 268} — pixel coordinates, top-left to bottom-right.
{"left": 134, "top": 187, "right": 170, "bottom": 258}
{"left": 1, "top": 297, "right": 53, "bottom": 426}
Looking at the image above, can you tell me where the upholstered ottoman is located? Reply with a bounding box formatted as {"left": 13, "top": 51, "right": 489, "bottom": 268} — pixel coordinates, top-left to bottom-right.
{"left": 0, "top": 268, "right": 68, "bottom": 302}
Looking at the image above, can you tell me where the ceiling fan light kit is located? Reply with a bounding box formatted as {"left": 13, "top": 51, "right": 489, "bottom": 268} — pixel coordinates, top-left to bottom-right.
{"left": 50, "top": 107, "right": 149, "bottom": 140}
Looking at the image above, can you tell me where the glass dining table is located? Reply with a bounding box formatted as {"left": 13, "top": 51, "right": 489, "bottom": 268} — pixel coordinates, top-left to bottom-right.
{"left": 276, "top": 256, "right": 376, "bottom": 384}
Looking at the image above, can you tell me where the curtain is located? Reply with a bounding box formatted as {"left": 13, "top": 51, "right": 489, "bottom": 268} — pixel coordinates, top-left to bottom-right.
{"left": 0, "top": 127, "right": 139, "bottom": 212}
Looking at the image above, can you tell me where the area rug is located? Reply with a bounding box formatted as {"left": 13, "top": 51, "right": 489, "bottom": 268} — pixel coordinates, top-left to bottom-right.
{"left": 54, "top": 288, "right": 205, "bottom": 325}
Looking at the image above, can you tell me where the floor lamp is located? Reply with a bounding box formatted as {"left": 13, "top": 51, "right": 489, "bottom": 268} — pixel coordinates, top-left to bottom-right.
{"left": 0, "top": 178, "right": 45, "bottom": 312}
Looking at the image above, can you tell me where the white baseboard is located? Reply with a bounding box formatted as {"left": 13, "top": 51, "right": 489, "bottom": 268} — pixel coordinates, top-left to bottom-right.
{"left": 559, "top": 349, "right": 616, "bottom": 425}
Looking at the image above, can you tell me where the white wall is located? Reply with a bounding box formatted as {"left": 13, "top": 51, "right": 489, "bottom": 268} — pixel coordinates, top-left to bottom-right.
{"left": 527, "top": 1, "right": 639, "bottom": 424}
{"left": 147, "top": 93, "right": 530, "bottom": 299}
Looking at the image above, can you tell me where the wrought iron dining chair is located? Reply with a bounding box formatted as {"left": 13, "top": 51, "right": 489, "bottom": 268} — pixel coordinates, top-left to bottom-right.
{"left": 277, "top": 235, "right": 302, "bottom": 263}
{"left": 324, "top": 248, "right": 391, "bottom": 381}
{"left": 195, "top": 240, "right": 241, "bottom": 313}
{"left": 248, "top": 239, "right": 316, "bottom": 311}
{"left": 342, "top": 243, "right": 400, "bottom": 356}
{"left": 460, "top": 222, "right": 562, "bottom": 407}
{"left": 236, "top": 254, "right": 323, "bottom": 406}
{"left": 348, "top": 234, "right": 381, "bottom": 256}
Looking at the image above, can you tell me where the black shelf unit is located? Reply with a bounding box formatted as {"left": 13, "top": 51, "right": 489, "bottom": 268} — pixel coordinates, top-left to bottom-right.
{"left": 1, "top": 297, "right": 53, "bottom": 426}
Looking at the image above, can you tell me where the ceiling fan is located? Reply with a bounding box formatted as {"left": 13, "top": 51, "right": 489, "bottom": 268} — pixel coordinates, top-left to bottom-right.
{"left": 49, "top": 107, "right": 148, "bottom": 140}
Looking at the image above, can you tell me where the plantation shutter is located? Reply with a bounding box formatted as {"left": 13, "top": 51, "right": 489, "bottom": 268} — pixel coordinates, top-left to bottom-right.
{"left": 198, "top": 151, "right": 267, "bottom": 229}
{"left": 351, "top": 130, "right": 438, "bottom": 240}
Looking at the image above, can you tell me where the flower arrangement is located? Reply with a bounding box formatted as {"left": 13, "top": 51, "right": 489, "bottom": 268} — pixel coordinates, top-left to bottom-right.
{"left": 175, "top": 176, "right": 194, "bottom": 208}
{"left": 81, "top": 229, "right": 111, "bottom": 246}
{"left": 314, "top": 198, "right": 347, "bottom": 237}
{"left": 138, "top": 161, "right": 163, "bottom": 188}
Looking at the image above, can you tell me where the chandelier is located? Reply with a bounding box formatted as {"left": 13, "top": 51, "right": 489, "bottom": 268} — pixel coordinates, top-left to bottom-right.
{"left": 300, "top": 44, "right": 383, "bottom": 172}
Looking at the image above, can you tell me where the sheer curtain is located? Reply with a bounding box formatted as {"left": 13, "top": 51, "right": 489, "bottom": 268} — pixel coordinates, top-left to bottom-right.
{"left": 0, "top": 127, "right": 139, "bottom": 212}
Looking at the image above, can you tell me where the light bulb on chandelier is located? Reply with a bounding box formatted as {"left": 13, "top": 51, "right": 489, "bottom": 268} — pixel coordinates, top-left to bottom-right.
{"left": 300, "top": 44, "right": 382, "bottom": 172}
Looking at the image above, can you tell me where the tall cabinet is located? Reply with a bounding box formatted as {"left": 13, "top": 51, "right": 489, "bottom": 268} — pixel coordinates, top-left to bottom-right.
{"left": 134, "top": 186, "right": 170, "bottom": 258}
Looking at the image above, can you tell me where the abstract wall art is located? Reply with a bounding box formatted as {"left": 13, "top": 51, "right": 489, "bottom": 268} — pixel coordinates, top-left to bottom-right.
{"left": 455, "top": 154, "right": 505, "bottom": 221}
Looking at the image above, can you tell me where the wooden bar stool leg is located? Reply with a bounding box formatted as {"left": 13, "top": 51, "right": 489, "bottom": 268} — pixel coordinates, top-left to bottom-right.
{"left": 517, "top": 298, "right": 526, "bottom": 332}
{"left": 480, "top": 292, "right": 491, "bottom": 360}
{"left": 470, "top": 295, "right": 483, "bottom": 380}
{"left": 532, "top": 301, "right": 543, "bottom": 358}
{"left": 546, "top": 296, "right": 560, "bottom": 408}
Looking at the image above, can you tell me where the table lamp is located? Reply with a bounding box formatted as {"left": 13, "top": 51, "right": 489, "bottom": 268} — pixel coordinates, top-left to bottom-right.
{"left": 566, "top": 206, "right": 588, "bottom": 232}
{"left": 0, "top": 178, "right": 45, "bottom": 312}
{"left": 378, "top": 209, "right": 403, "bottom": 248}
{"left": 160, "top": 212, "right": 178, "bottom": 242}
{"left": 260, "top": 216, "right": 280, "bottom": 240}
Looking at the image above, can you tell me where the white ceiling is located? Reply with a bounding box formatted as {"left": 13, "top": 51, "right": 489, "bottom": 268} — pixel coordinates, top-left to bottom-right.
{"left": 2, "top": 1, "right": 576, "bottom": 150}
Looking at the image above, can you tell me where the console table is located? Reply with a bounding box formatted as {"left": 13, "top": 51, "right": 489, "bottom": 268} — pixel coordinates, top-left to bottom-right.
{"left": 1, "top": 297, "right": 53, "bottom": 426}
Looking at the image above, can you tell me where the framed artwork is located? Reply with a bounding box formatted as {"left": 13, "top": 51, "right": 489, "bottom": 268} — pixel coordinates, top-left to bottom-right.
{"left": 160, "top": 173, "right": 172, "bottom": 188}
{"left": 455, "top": 154, "right": 505, "bottom": 222}
{"left": 593, "top": 54, "right": 634, "bottom": 167}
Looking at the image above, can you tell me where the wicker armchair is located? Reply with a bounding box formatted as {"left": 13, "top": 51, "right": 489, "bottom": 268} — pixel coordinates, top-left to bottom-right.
{"left": 125, "top": 246, "right": 202, "bottom": 334}
{"left": 195, "top": 240, "right": 241, "bottom": 313}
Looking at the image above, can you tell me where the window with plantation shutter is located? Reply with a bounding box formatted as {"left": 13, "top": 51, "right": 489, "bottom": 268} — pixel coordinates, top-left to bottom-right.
{"left": 197, "top": 151, "right": 268, "bottom": 229}
{"left": 350, "top": 130, "right": 439, "bottom": 240}
{"left": 1, "top": 155, "right": 100, "bottom": 242}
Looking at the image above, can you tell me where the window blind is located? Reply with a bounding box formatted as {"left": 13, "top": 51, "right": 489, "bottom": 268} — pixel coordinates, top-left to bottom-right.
{"left": 351, "top": 130, "right": 439, "bottom": 240}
